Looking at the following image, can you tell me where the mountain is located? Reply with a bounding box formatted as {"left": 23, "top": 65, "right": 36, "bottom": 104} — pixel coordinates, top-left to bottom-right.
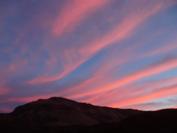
{"left": 118, "top": 109, "right": 177, "bottom": 132}
{"left": 0, "top": 97, "right": 177, "bottom": 133}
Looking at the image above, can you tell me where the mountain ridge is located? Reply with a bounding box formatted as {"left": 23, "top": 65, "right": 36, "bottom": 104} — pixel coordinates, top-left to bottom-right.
{"left": 0, "top": 97, "right": 177, "bottom": 133}
{"left": 10, "top": 97, "right": 140, "bottom": 126}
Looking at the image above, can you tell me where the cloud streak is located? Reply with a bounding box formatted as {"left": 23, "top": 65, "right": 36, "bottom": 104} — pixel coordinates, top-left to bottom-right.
{"left": 111, "top": 84, "right": 177, "bottom": 108}
{"left": 28, "top": 0, "right": 171, "bottom": 85}
{"left": 52, "top": 0, "right": 108, "bottom": 36}
{"left": 1, "top": 0, "right": 177, "bottom": 112}
{"left": 68, "top": 57, "right": 177, "bottom": 99}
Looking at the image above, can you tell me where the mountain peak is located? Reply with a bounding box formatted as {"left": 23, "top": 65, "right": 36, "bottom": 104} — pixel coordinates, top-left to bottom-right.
{"left": 48, "top": 96, "right": 71, "bottom": 101}
{"left": 1, "top": 97, "right": 177, "bottom": 133}
{"left": 34, "top": 97, "right": 78, "bottom": 105}
{"left": 7, "top": 97, "right": 139, "bottom": 127}
{"left": 12, "top": 97, "right": 79, "bottom": 115}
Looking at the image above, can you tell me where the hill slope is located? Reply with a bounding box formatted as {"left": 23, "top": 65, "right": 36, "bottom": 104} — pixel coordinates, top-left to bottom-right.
{"left": 0, "top": 97, "right": 177, "bottom": 133}
{"left": 0, "top": 97, "right": 139, "bottom": 132}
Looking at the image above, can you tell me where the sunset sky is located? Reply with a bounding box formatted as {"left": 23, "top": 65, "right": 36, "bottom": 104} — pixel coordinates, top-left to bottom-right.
{"left": 0, "top": 0, "right": 177, "bottom": 112}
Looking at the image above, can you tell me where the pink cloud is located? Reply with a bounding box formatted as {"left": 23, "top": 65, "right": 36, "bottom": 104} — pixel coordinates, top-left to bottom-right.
{"left": 111, "top": 84, "right": 177, "bottom": 108}
{"left": 60, "top": 39, "right": 177, "bottom": 99}
{"left": 52, "top": 0, "right": 108, "bottom": 36}
{"left": 67, "top": 57, "right": 177, "bottom": 99}
{"left": 0, "top": 86, "right": 10, "bottom": 95}
{"left": 0, "top": 60, "right": 27, "bottom": 81}
{"left": 89, "top": 77, "right": 177, "bottom": 107}
{"left": 28, "top": 1, "right": 170, "bottom": 85}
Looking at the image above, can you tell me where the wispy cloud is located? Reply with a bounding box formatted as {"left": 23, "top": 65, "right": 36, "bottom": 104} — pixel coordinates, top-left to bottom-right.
{"left": 28, "top": 0, "right": 170, "bottom": 85}
{"left": 1, "top": 0, "right": 177, "bottom": 112}
{"left": 68, "top": 57, "right": 177, "bottom": 99}
{"left": 94, "top": 77, "right": 177, "bottom": 107}
{"left": 0, "top": 86, "right": 9, "bottom": 95}
{"left": 52, "top": 0, "right": 108, "bottom": 36}
{"left": 111, "top": 84, "right": 177, "bottom": 108}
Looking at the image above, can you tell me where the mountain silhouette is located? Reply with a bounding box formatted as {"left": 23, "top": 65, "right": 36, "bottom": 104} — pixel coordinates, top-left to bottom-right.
{"left": 0, "top": 97, "right": 177, "bottom": 133}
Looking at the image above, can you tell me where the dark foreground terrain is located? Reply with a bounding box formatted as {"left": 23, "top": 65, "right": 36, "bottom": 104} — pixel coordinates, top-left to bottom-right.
{"left": 0, "top": 97, "right": 177, "bottom": 133}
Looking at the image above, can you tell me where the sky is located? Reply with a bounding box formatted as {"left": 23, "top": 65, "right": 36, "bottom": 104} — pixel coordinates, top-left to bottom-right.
{"left": 0, "top": 0, "right": 177, "bottom": 112}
